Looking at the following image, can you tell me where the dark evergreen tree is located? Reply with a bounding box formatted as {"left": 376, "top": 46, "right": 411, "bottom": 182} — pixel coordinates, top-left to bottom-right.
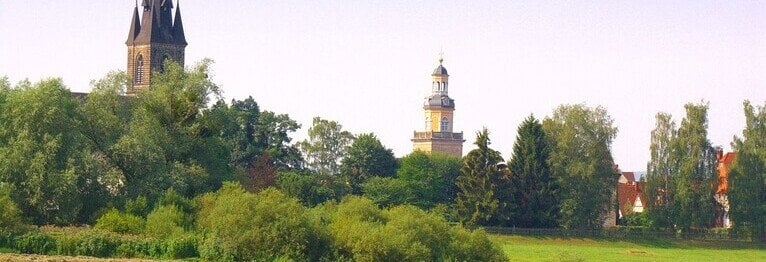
{"left": 455, "top": 128, "right": 506, "bottom": 226}
{"left": 507, "top": 115, "right": 558, "bottom": 228}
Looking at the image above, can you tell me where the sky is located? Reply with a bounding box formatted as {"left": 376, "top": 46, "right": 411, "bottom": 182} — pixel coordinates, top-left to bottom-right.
{"left": 1, "top": 1, "right": 765, "bottom": 172}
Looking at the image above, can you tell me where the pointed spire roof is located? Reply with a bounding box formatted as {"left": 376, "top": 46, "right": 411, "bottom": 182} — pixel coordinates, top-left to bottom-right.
{"left": 126, "top": 6, "right": 141, "bottom": 44}
{"left": 173, "top": 0, "right": 187, "bottom": 45}
{"left": 130, "top": 0, "right": 184, "bottom": 45}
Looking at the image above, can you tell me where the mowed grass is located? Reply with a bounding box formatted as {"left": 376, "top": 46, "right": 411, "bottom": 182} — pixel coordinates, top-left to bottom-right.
{"left": 493, "top": 234, "right": 766, "bottom": 262}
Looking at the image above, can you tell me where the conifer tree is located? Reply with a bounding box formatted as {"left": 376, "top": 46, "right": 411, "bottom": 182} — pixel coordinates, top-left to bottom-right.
{"left": 507, "top": 115, "right": 558, "bottom": 228}
{"left": 455, "top": 128, "right": 505, "bottom": 226}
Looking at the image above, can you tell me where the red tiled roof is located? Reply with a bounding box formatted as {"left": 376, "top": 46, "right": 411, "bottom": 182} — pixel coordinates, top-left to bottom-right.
{"left": 618, "top": 183, "right": 644, "bottom": 217}
{"left": 621, "top": 172, "right": 635, "bottom": 182}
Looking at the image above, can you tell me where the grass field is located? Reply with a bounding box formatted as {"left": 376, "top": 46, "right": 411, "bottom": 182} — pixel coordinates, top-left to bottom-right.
{"left": 494, "top": 234, "right": 766, "bottom": 262}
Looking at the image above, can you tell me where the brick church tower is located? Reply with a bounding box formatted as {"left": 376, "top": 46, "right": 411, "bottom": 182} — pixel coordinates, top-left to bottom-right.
{"left": 126, "top": 0, "right": 187, "bottom": 96}
{"left": 412, "top": 57, "right": 465, "bottom": 157}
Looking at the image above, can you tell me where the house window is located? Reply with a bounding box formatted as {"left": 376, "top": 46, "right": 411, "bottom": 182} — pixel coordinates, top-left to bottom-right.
{"left": 440, "top": 117, "right": 449, "bottom": 132}
{"left": 135, "top": 55, "right": 144, "bottom": 84}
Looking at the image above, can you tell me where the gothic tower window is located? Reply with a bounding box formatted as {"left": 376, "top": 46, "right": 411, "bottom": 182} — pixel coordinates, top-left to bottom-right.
{"left": 135, "top": 55, "right": 144, "bottom": 84}
{"left": 440, "top": 117, "right": 449, "bottom": 132}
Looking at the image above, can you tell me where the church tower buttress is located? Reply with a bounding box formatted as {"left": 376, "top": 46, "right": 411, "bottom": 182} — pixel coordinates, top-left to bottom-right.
{"left": 412, "top": 57, "right": 465, "bottom": 157}
{"left": 126, "top": 0, "right": 187, "bottom": 96}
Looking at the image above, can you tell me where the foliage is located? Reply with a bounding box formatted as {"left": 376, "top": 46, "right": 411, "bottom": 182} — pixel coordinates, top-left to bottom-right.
{"left": 327, "top": 196, "right": 506, "bottom": 261}
{"left": 455, "top": 128, "right": 506, "bottom": 226}
{"left": 396, "top": 151, "right": 462, "bottom": 209}
{"left": 671, "top": 103, "right": 717, "bottom": 230}
{"left": 111, "top": 60, "right": 230, "bottom": 201}
{"left": 300, "top": 117, "right": 354, "bottom": 175}
{"left": 543, "top": 104, "right": 618, "bottom": 229}
{"left": 507, "top": 115, "right": 558, "bottom": 228}
{"left": 362, "top": 176, "right": 415, "bottom": 207}
{"left": 645, "top": 112, "right": 677, "bottom": 228}
{"left": 622, "top": 212, "right": 653, "bottom": 227}
{"left": 196, "top": 182, "right": 329, "bottom": 261}
{"left": 728, "top": 100, "right": 766, "bottom": 241}
{"left": 277, "top": 171, "right": 337, "bottom": 206}
{"left": 340, "top": 133, "right": 398, "bottom": 194}
{"left": 0, "top": 78, "right": 86, "bottom": 224}
{"left": 145, "top": 205, "right": 185, "bottom": 239}
{"left": 0, "top": 184, "right": 24, "bottom": 231}
{"left": 14, "top": 231, "right": 57, "bottom": 255}
{"left": 94, "top": 208, "right": 145, "bottom": 235}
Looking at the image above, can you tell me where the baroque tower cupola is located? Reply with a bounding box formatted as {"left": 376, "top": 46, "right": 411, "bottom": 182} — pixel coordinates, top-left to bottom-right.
{"left": 412, "top": 55, "right": 465, "bottom": 157}
{"left": 126, "top": 0, "right": 187, "bottom": 96}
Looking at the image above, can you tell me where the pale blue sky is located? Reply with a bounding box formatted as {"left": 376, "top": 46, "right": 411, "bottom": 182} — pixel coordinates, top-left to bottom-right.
{"left": 1, "top": 1, "right": 765, "bottom": 171}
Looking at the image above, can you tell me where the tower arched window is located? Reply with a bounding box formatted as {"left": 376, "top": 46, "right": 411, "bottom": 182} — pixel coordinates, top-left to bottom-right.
{"left": 425, "top": 116, "right": 430, "bottom": 130}
{"left": 440, "top": 117, "right": 449, "bottom": 132}
{"left": 135, "top": 55, "right": 144, "bottom": 84}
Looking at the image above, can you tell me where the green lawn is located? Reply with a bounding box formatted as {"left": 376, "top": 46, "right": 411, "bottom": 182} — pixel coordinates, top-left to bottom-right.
{"left": 494, "top": 235, "right": 765, "bottom": 262}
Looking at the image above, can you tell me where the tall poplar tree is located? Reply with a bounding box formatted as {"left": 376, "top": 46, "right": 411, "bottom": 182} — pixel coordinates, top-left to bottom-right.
{"left": 543, "top": 104, "right": 618, "bottom": 229}
{"left": 672, "top": 103, "right": 717, "bottom": 230}
{"left": 455, "top": 128, "right": 505, "bottom": 226}
{"left": 728, "top": 100, "right": 766, "bottom": 241}
{"left": 646, "top": 112, "right": 677, "bottom": 228}
{"left": 507, "top": 115, "right": 558, "bottom": 228}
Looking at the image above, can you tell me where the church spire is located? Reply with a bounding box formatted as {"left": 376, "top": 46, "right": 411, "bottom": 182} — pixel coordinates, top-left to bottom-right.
{"left": 125, "top": 4, "right": 141, "bottom": 44}
{"left": 173, "top": 0, "right": 187, "bottom": 45}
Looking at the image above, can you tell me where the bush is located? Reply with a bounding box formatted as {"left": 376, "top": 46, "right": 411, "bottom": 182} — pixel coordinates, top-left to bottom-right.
{"left": 447, "top": 228, "right": 507, "bottom": 262}
{"left": 328, "top": 196, "right": 507, "bottom": 261}
{"left": 145, "top": 205, "right": 185, "bottom": 239}
{"left": 95, "top": 208, "right": 145, "bottom": 234}
{"left": 623, "top": 212, "right": 653, "bottom": 227}
{"left": 14, "top": 231, "right": 57, "bottom": 254}
{"left": 197, "top": 182, "right": 330, "bottom": 261}
{"left": 0, "top": 183, "right": 24, "bottom": 232}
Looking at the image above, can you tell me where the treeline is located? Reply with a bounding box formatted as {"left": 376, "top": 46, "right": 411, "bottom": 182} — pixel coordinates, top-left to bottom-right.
{"left": 0, "top": 60, "right": 625, "bottom": 233}
{"left": 644, "top": 102, "right": 766, "bottom": 241}
{"left": 0, "top": 59, "right": 762, "bottom": 255}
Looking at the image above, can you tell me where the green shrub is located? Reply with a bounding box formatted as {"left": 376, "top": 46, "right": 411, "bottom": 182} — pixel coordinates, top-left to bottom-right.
{"left": 72, "top": 230, "right": 120, "bottom": 257}
{"left": 0, "top": 183, "right": 24, "bottom": 232}
{"left": 328, "top": 196, "right": 507, "bottom": 261}
{"left": 14, "top": 231, "right": 57, "bottom": 255}
{"left": 197, "top": 182, "right": 330, "bottom": 261}
{"left": 447, "top": 228, "right": 507, "bottom": 262}
{"left": 125, "top": 196, "right": 150, "bottom": 217}
{"left": 165, "top": 234, "right": 199, "bottom": 259}
{"left": 145, "top": 205, "right": 185, "bottom": 239}
{"left": 95, "top": 208, "right": 145, "bottom": 234}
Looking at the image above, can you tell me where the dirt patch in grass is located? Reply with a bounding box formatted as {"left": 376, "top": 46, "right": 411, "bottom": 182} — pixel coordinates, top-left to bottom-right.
{"left": 0, "top": 254, "right": 157, "bottom": 262}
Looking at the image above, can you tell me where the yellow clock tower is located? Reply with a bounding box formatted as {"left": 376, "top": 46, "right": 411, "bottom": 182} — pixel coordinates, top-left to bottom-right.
{"left": 412, "top": 57, "right": 465, "bottom": 157}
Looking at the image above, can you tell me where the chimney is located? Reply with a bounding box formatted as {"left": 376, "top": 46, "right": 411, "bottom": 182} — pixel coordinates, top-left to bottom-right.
{"left": 717, "top": 149, "right": 724, "bottom": 161}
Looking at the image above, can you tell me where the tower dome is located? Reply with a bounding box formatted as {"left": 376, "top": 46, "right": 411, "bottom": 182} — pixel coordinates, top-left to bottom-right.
{"left": 432, "top": 57, "right": 449, "bottom": 76}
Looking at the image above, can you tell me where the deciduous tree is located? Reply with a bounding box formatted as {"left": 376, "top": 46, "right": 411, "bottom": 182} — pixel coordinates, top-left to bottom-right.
{"left": 543, "top": 104, "right": 618, "bottom": 229}
{"left": 728, "top": 100, "right": 766, "bottom": 241}
{"left": 300, "top": 117, "right": 354, "bottom": 175}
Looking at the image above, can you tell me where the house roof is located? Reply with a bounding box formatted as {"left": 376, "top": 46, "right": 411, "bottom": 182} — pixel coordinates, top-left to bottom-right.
{"left": 621, "top": 172, "right": 635, "bottom": 182}
{"left": 617, "top": 182, "right": 645, "bottom": 217}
